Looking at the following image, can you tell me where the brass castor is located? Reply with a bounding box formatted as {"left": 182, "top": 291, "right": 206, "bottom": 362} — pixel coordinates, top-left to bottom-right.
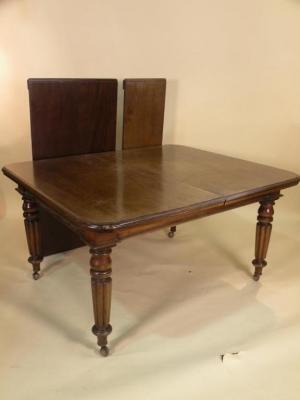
{"left": 100, "top": 346, "right": 110, "bottom": 357}
{"left": 252, "top": 264, "right": 264, "bottom": 282}
{"left": 253, "top": 273, "right": 260, "bottom": 281}
{"left": 253, "top": 266, "right": 263, "bottom": 281}
{"left": 168, "top": 226, "right": 176, "bottom": 238}
{"left": 32, "top": 271, "right": 40, "bottom": 280}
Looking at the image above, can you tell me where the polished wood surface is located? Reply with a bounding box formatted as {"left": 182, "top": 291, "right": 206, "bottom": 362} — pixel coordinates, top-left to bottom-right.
{"left": 2, "top": 144, "right": 299, "bottom": 356}
{"left": 39, "top": 208, "right": 84, "bottom": 255}
{"left": 28, "top": 78, "right": 118, "bottom": 160}
{"left": 3, "top": 145, "right": 299, "bottom": 230}
{"left": 252, "top": 195, "right": 279, "bottom": 281}
{"left": 28, "top": 78, "right": 118, "bottom": 255}
{"left": 18, "top": 188, "right": 43, "bottom": 280}
{"left": 90, "top": 247, "right": 113, "bottom": 357}
{"left": 123, "top": 79, "right": 166, "bottom": 149}
{"left": 123, "top": 78, "right": 175, "bottom": 237}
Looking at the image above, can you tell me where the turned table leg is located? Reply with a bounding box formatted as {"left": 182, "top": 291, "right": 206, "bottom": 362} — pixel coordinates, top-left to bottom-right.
{"left": 252, "top": 195, "right": 279, "bottom": 281}
{"left": 21, "top": 191, "right": 43, "bottom": 280}
{"left": 90, "top": 247, "right": 113, "bottom": 356}
{"left": 168, "top": 225, "right": 177, "bottom": 238}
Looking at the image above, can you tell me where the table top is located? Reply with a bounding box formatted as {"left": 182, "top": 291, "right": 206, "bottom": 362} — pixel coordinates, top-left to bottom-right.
{"left": 3, "top": 145, "right": 299, "bottom": 229}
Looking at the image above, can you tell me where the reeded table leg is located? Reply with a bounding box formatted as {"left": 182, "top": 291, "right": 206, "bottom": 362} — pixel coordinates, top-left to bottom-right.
{"left": 252, "top": 195, "right": 279, "bottom": 281}
{"left": 21, "top": 190, "right": 43, "bottom": 280}
{"left": 90, "top": 247, "right": 113, "bottom": 356}
{"left": 168, "top": 225, "right": 176, "bottom": 238}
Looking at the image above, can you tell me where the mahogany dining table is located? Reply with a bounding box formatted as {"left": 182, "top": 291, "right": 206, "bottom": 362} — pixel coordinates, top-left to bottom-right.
{"left": 2, "top": 144, "right": 299, "bottom": 356}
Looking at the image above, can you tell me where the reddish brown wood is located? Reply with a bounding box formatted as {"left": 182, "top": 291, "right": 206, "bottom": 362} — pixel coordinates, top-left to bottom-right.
{"left": 90, "top": 247, "right": 113, "bottom": 356}
{"left": 3, "top": 146, "right": 298, "bottom": 232}
{"left": 114, "top": 189, "right": 284, "bottom": 241}
{"left": 28, "top": 78, "right": 118, "bottom": 257}
{"left": 123, "top": 78, "right": 177, "bottom": 238}
{"left": 252, "top": 194, "right": 279, "bottom": 281}
{"left": 122, "top": 78, "right": 166, "bottom": 149}
{"left": 2, "top": 145, "right": 300, "bottom": 356}
{"left": 39, "top": 207, "right": 83, "bottom": 256}
{"left": 28, "top": 78, "right": 118, "bottom": 160}
{"left": 18, "top": 187, "right": 43, "bottom": 280}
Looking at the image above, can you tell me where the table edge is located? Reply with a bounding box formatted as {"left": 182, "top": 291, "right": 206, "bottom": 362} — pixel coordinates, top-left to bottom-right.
{"left": 2, "top": 164, "right": 299, "bottom": 233}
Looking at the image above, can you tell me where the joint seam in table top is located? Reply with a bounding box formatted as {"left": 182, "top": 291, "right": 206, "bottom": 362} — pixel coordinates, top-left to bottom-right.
{"left": 2, "top": 145, "right": 299, "bottom": 231}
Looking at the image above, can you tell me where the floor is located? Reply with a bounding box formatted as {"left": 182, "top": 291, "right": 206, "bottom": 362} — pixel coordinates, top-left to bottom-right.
{"left": 1, "top": 200, "right": 300, "bottom": 400}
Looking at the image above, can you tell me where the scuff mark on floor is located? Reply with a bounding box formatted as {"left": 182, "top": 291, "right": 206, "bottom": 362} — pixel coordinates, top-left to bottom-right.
{"left": 220, "top": 352, "right": 239, "bottom": 362}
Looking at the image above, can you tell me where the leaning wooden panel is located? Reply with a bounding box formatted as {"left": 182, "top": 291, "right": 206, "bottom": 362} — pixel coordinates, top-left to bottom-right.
{"left": 28, "top": 78, "right": 118, "bottom": 160}
{"left": 122, "top": 78, "right": 166, "bottom": 149}
{"left": 27, "top": 78, "right": 118, "bottom": 256}
{"left": 39, "top": 207, "right": 84, "bottom": 256}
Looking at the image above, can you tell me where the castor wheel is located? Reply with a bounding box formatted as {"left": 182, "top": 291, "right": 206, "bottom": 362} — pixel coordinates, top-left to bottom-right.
{"left": 253, "top": 268, "right": 262, "bottom": 281}
{"left": 252, "top": 265, "right": 263, "bottom": 282}
{"left": 168, "top": 226, "right": 176, "bottom": 238}
{"left": 100, "top": 346, "right": 110, "bottom": 357}
{"left": 32, "top": 271, "right": 40, "bottom": 280}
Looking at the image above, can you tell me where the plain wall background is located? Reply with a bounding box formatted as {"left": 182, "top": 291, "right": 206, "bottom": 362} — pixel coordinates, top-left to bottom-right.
{"left": 1, "top": 2, "right": 300, "bottom": 399}
{"left": 0, "top": 0, "right": 299, "bottom": 216}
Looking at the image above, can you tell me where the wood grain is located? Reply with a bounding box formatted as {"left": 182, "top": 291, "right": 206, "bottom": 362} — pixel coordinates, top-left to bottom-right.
{"left": 18, "top": 187, "right": 43, "bottom": 280}
{"left": 90, "top": 247, "right": 113, "bottom": 356}
{"left": 3, "top": 144, "right": 299, "bottom": 356}
{"left": 28, "top": 78, "right": 118, "bottom": 160}
{"left": 28, "top": 78, "right": 118, "bottom": 256}
{"left": 252, "top": 194, "right": 279, "bottom": 280}
{"left": 3, "top": 145, "right": 299, "bottom": 231}
{"left": 123, "top": 79, "right": 166, "bottom": 149}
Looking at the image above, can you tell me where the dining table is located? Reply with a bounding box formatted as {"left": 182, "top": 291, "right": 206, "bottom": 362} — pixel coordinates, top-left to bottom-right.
{"left": 2, "top": 144, "right": 299, "bottom": 356}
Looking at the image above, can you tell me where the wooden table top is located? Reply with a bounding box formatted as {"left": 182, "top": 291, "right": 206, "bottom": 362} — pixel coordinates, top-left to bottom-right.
{"left": 3, "top": 145, "right": 299, "bottom": 229}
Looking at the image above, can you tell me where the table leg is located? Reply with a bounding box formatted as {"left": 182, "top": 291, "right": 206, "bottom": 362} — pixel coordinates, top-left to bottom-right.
{"left": 22, "top": 191, "right": 43, "bottom": 280}
{"left": 90, "top": 247, "right": 113, "bottom": 356}
{"left": 168, "top": 225, "right": 177, "bottom": 238}
{"left": 252, "top": 196, "right": 278, "bottom": 281}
